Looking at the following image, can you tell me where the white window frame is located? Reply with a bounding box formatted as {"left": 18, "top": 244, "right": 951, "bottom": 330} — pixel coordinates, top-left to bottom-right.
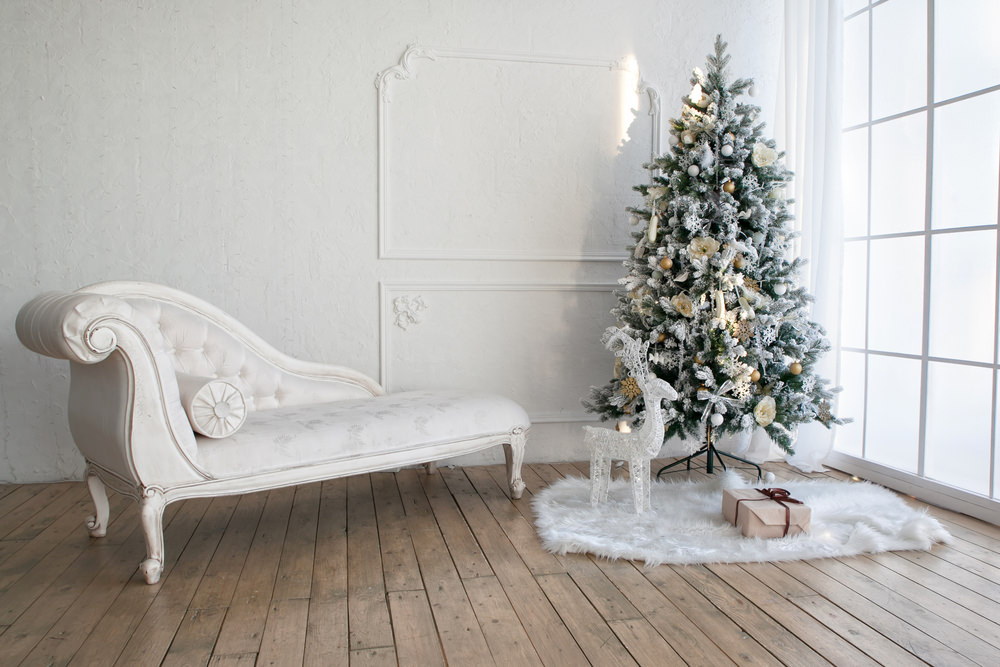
{"left": 829, "top": 0, "right": 1000, "bottom": 525}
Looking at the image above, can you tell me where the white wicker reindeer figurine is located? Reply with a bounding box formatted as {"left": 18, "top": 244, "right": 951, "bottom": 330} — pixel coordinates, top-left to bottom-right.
{"left": 585, "top": 329, "right": 678, "bottom": 513}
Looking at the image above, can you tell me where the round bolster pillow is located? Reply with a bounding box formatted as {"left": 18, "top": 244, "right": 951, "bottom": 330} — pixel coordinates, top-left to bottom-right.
{"left": 176, "top": 373, "right": 247, "bottom": 438}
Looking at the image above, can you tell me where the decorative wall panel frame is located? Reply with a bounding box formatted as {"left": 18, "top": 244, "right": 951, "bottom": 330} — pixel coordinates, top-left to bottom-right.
{"left": 375, "top": 45, "right": 661, "bottom": 261}
{"left": 379, "top": 280, "right": 617, "bottom": 423}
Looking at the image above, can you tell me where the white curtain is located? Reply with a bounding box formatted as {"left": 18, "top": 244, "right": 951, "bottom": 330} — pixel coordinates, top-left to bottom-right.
{"left": 749, "top": 0, "right": 845, "bottom": 471}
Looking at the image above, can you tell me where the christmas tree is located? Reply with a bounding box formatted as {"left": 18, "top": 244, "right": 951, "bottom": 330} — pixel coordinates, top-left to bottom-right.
{"left": 584, "top": 36, "right": 843, "bottom": 454}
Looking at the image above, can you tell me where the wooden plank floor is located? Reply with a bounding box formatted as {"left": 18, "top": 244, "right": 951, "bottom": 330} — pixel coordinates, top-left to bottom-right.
{"left": 1, "top": 458, "right": 999, "bottom": 666}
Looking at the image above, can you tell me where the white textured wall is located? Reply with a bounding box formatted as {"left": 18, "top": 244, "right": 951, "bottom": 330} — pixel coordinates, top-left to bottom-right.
{"left": 0, "top": 0, "right": 782, "bottom": 482}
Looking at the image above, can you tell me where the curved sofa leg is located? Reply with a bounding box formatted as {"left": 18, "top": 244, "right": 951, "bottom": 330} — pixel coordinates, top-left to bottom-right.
{"left": 503, "top": 427, "right": 527, "bottom": 500}
{"left": 138, "top": 489, "right": 166, "bottom": 584}
{"left": 85, "top": 469, "right": 110, "bottom": 538}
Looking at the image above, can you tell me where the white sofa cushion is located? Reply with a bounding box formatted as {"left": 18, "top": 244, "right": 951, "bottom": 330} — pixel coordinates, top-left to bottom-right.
{"left": 176, "top": 373, "right": 248, "bottom": 438}
{"left": 195, "top": 389, "right": 529, "bottom": 477}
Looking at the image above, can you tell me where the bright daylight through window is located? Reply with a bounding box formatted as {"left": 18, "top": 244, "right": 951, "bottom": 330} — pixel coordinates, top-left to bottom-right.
{"left": 836, "top": 0, "right": 1000, "bottom": 501}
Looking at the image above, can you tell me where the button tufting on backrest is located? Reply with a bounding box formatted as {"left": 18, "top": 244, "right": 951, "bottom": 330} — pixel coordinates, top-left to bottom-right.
{"left": 118, "top": 294, "right": 378, "bottom": 417}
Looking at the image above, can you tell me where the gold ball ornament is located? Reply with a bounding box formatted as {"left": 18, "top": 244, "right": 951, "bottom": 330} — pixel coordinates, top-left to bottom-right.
{"left": 723, "top": 181, "right": 736, "bottom": 194}
{"left": 732, "top": 254, "right": 744, "bottom": 269}
{"left": 750, "top": 369, "right": 761, "bottom": 383}
{"left": 789, "top": 362, "right": 803, "bottom": 375}
{"left": 659, "top": 257, "right": 673, "bottom": 270}
{"left": 657, "top": 333, "right": 667, "bottom": 343}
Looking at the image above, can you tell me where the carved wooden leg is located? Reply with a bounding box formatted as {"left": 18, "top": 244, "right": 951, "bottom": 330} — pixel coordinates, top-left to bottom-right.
{"left": 502, "top": 427, "right": 527, "bottom": 499}
{"left": 138, "top": 489, "right": 166, "bottom": 585}
{"left": 424, "top": 461, "right": 438, "bottom": 475}
{"left": 85, "top": 470, "right": 110, "bottom": 538}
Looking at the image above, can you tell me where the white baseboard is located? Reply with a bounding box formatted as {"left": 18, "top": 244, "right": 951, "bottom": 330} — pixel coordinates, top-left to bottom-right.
{"left": 824, "top": 451, "right": 1000, "bottom": 527}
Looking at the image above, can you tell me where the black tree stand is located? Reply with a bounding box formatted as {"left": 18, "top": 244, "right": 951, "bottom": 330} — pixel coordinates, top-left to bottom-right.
{"left": 656, "top": 423, "right": 763, "bottom": 481}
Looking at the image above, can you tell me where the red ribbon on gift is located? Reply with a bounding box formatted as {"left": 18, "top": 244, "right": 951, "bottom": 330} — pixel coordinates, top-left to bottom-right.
{"left": 735, "top": 488, "right": 803, "bottom": 537}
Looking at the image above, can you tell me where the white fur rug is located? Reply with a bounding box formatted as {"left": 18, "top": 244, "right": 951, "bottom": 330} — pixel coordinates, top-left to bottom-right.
{"left": 532, "top": 471, "right": 951, "bottom": 566}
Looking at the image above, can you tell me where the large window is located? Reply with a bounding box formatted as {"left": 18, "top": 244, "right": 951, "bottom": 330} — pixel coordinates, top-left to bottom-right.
{"left": 836, "top": 0, "right": 1000, "bottom": 505}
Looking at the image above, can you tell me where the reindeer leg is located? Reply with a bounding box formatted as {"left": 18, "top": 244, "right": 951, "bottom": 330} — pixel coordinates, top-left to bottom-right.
{"left": 633, "top": 458, "right": 652, "bottom": 513}
{"left": 590, "top": 445, "right": 603, "bottom": 507}
{"left": 598, "top": 450, "right": 612, "bottom": 504}
{"left": 630, "top": 457, "right": 644, "bottom": 513}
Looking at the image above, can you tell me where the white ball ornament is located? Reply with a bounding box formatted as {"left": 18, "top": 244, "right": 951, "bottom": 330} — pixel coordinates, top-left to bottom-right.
{"left": 773, "top": 283, "right": 787, "bottom": 295}
{"left": 752, "top": 231, "right": 765, "bottom": 245}
{"left": 687, "top": 165, "right": 700, "bottom": 177}
{"left": 682, "top": 132, "right": 695, "bottom": 144}
{"left": 669, "top": 216, "right": 679, "bottom": 225}
{"left": 710, "top": 413, "right": 724, "bottom": 427}
{"left": 720, "top": 144, "right": 734, "bottom": 157}
{"left": 668, "top": 134, "right": 679, "bottom": 146}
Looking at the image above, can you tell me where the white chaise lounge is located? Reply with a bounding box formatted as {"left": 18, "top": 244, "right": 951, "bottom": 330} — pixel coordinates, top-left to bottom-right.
{"left": 16, "top": 281, "right": 529, "bottom": 584}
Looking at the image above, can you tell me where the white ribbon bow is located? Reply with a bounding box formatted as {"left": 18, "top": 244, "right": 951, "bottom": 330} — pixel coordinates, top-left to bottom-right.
{"left": 697, "top": 379, "right": 743, "bottom": 422}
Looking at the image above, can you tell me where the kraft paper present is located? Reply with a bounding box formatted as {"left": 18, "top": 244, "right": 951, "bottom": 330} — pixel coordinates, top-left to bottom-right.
{"left": 722, "top": 487, "right": 811, "bottom": 538}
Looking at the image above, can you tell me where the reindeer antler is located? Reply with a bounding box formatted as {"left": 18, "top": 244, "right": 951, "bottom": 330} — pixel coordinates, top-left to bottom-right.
{"left": 603, "top": 327, "right": 650, "bottom": 383}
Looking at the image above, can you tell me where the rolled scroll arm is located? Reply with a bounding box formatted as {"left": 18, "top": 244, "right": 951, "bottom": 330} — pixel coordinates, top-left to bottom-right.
{"left": 15, "top": 291, "right": 139, "bottom": 364}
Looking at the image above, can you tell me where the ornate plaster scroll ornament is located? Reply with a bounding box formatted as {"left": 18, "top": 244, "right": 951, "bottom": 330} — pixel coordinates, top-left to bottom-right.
{"left": 392, "top": 295, "right": 428, "bottom": 330}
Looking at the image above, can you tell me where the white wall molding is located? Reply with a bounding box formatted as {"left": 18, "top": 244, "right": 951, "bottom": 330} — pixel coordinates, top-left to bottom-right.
{"left": 638, "top": 79, "right": 661, "bottom": 175}
{"left": 379, "top": 280, "right": 617, "bottom": 424}
{"left": 375, "top": 45, "right": 661, "bottom": 262}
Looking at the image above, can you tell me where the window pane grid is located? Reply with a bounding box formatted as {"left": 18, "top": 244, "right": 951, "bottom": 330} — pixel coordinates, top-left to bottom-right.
{"left": 838, "top": 0, "right": 1000, "bottom": 500}
{"left": 842, "top": 83, "right": 1000, "bottom": 134}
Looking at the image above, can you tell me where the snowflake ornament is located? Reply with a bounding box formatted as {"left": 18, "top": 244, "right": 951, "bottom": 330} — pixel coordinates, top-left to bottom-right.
{"left": 733, "top": 318, "right": 754, "bottom": 342}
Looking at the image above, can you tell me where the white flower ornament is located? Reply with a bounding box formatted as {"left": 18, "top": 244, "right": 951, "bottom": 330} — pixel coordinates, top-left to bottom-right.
{"left": 754, "top": 396, "right": 776, "bottom": 427}
{"left": 752, "top": 142, "right": 778, "bottom": 167}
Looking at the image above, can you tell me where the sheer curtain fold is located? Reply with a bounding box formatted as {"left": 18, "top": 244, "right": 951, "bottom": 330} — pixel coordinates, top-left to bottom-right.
{"left": 767, "top": 0, "right": 845, "bottom": 471}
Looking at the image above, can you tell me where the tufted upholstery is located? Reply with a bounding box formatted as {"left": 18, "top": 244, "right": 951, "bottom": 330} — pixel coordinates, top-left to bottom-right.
{"left": 126, "top": 299, "right": 369, "bottom": 412}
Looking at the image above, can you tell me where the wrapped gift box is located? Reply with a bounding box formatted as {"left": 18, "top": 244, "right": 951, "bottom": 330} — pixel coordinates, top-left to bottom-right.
{"left": 722, "top": 488, "right": 810, "bottom": 538}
